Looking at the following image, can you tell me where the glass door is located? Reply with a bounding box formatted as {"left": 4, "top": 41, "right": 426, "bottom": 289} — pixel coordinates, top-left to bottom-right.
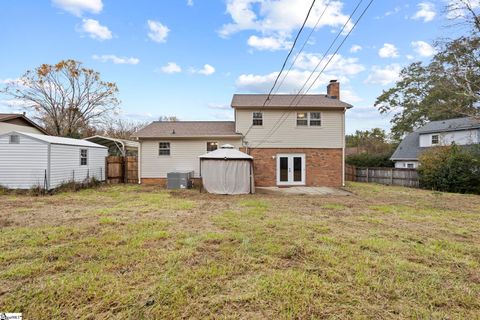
{"left": 276, "top": 154, "right": 305, "bottom": 186}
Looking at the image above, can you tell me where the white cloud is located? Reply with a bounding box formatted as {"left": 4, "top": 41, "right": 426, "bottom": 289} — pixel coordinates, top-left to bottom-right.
{"left": 350, "top": 45, "right": 362, "bottom": 53}
{"left": 80, "top": 19, "right": 112, "bottom": 40}
{"left": 194, "top": 64, "right": 216, "bottom": 76}
{"left": 247, "top": 35, "right": 291, "bottom": 51}
{"left": 187, "top": 0, "right": 194, "bottom": 6}
{"left": 147, "top": 20, "right": 170, "bottom": 43}
{"left": 378, "top": 43, "right": 399, "bottom": 58}
{"left": 219, "top": 0, "right": 353, "bottom": 39}
{"left": 161, "top": 62, "right": 182, "bottom": 74}
{"left": 52, "top": 0, "right": 102, "bottom": 16}
{"left": 385, "top": 6, "right": 401, "bottom": 16}
{"left": 365, "top": 64, "right": 402, "bottom": 86}
{"left": 235, "top": 52, "right": 365, "bottom": 93}
{"left": 92, "top": 54, "right": 139, "bottom": 65}
{"left": 412, "top": 2, "right": 436, "bottom": 22}
{"left": 411, "top": 40, "right": 436, "bottom": 57}
{"left": 341, "top": 89, "right": 363, "bottom": 104}
{"left": 208, "top": 103, "right": 230, "bottom": 110}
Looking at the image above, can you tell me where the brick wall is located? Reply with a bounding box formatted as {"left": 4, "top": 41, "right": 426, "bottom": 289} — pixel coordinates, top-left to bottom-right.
{"left": 243, "top": 148, "right": 343, "bottom": 187}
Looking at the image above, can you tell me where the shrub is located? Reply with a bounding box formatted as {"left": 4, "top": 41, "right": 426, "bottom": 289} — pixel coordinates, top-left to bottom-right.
{"left": 418, "top": 145, "right": 480, "bottom": 194}
{"left": 345, "top": 152, "right": 394, "bottom": 168}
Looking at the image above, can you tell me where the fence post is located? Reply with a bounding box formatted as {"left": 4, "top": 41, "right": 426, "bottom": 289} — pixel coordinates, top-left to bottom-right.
{"left": 366, "top": 168, "right": 369, "bottom": 183}
{"left": 390, "top": 168, "right": 394, "bottom": 185}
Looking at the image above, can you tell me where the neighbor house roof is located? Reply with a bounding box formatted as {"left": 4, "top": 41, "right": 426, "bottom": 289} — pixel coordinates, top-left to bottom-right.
{"left": 0, "top": 113, "right": 48, "bottom": 134}
{"left": 132, "top": 121, "right": 242, "bottom": 139}
{"left": 231, "top": 94, "right": 353, "bottom": 109}
{"left": 390, "top": 117, "right": 480, "bottom": 161}
{"left": 1, "top": 131, "right": 107, "bottom": 148}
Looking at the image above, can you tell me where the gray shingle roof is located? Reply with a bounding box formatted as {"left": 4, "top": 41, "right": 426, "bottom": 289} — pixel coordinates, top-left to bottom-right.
{"left": 231, "top": 94, "right": 353, "bottom": 109}
{"left": 0, "top": 113, "right": 48, "bottom": 134}
{"left": 390, "top": 117, "right": 480, "bottom": 161}
{"left": 133, "top": 121, "right": 241, "bottom": 138}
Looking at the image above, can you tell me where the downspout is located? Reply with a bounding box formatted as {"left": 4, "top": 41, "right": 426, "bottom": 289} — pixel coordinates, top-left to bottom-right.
{"left": 138, "top": 139, "right": 142, "bottom": 184}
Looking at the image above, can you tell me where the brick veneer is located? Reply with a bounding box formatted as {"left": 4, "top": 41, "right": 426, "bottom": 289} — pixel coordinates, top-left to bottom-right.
{"left": 243, "top": 148, "right": 343, "bottom": 187}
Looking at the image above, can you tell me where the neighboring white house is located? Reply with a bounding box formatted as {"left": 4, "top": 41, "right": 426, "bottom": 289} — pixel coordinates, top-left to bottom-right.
{"left": 133, "top": 80, "right": 352, "bottom": 187}
{"left": 391, "top": 117, "right": 480, "bottom": 168}
{"left": 0, "top": 113, "right": 48, "bottom": 135}
{"left": 0, "top": 131, "right": 107, "bottom": 190}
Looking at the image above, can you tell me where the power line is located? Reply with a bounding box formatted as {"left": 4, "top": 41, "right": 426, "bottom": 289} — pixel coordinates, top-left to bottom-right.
{"left": 253, "top": 0, "right": 375, "bottom": 148}
{"left": 242, "top": 0, "right": 318, "bottom": 140}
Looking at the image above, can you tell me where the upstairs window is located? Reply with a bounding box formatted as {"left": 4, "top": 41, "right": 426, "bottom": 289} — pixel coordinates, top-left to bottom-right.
{"left": 431, "top": 135, "right": 439, "bottom": 145}
{"left": 252, "top": 112, "right": 263, "bottom": 126}
{"left": 309, "top": 112, "right": 321, "bottom": 126}
{"left": 9, "top": 135, "right": 20, "bottom": 144}
{"left": 296, "top": 113, "right": 308, "bottom": 126}
{"left": 80, "top": 149, "right": 88, "bottom": 166}
{"left": 207, "top": 142, "right": 218, "bottom": 152}
{"left": 159, "top": 142, "right": 171, "bottom": 156}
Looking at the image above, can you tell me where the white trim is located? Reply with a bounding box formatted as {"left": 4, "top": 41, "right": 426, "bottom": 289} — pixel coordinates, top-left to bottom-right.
{"left": 276, "top": 153, "right": 306, "bottom": 186}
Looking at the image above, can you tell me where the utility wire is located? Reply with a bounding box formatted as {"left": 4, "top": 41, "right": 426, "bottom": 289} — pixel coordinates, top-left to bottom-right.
{"left": 253, "top": 0, "right": 375, "bottom": 148}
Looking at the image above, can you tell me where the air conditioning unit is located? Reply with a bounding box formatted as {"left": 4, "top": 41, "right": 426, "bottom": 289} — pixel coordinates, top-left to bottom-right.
{"left": 167, "top": 171, "right": 194, "bottom": 189}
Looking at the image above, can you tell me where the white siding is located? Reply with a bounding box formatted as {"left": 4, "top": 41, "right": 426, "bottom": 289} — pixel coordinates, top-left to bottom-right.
{"left": 235, "top": 109, "right": 345, "bottom": 148}
{"left": 419, "top": 129, "right": 479, "bottom": 147}
{"left": 140, "top": 139, "right": 242, "bottom": 178}
{"left": 50, "top": 144, "right": 107, "bottom": 188}
{"left": 394, "top": 161, "right": 419, "bottom": 169}
{"left": 0, "top": 123, "right": 44, "bottom": 135}
{"left": 0, "top": 134, "right": 48, "bottom": 189}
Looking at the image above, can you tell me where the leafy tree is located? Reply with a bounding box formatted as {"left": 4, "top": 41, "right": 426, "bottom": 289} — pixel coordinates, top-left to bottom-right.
{"left": 1, "top": 60, "right": 120, "bottom": 137}
{"left": 375, "top": 1, "right": 479, "bottom": 140}
{"left": 418, "top": 145, "right": 480, "bottom": 194}
{"left": 346, "top": 128, "right": 395, "bottom": 153}
{"left": 345, "top": 153, "right": 394, "bottom": 168}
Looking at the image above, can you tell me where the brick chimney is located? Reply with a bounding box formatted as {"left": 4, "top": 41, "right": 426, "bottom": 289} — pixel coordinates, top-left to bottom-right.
{"left": 327, "top": 80, "right": 340, "bottom": 100}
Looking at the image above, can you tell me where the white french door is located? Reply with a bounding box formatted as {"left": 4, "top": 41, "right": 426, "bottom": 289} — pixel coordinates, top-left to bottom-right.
{"left": 276, "top": 154, "right": 306, "bottom": 186}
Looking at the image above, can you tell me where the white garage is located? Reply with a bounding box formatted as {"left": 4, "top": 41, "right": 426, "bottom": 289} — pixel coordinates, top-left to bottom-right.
{"left": 0, "top": 131, "right": 107, "bottom": 190}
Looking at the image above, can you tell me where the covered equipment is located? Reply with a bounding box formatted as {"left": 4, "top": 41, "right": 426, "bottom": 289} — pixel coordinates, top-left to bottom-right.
{"left": 199, "top": 144, "right": 254, "bottom": 194}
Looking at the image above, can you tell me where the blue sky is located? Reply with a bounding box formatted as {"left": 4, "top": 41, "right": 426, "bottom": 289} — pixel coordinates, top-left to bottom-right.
{"left": 0, "top": 0, "right": 455, "bottom": 133}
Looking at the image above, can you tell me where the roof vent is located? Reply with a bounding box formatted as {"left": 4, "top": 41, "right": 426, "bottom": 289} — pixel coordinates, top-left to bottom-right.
{"left": 172, "top": 129, "right": 176, "bottom": 134}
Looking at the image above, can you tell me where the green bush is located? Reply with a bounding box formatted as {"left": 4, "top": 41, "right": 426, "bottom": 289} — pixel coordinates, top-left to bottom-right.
{"left": 345, "top": 153, "right": 394, "bottom": 168}
{"left": 418, "top": 145, "right": 480, "bottom": 194}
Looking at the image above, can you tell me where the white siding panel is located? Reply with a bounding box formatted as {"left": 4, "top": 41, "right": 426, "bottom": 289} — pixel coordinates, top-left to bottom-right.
{"left": 141, "top": 139, "right": 242, "bottom": 178}
{"left": 0, "top": 123, "right": 44, "bottom": 135}
{"left": 419, "top": 129, "right": 479, "bottom": 147}
{"left": 235, "top": 109, "right": 344, "bottom": 148}
{"left": 50, "top": 145, "right": 107, "bottom": 188}
{"left": 0, "top": 134, "right": 48, "bottom": 189}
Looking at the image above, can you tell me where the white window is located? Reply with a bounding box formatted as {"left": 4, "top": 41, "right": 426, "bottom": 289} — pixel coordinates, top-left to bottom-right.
{"left": 309, "top": 112, "right": 321, "bottom": 126}
{"left": 431, "top": 135, "right": 439, "bottom": 145}
{"left": 80, "top": 149, "right": 88, "bottom": 166}
{"left": 296, "top": 112, "right": 322, "bottom": 127}
{"left": 407, "top": 163, "right": 414, "bottom": 168}
{"left": 9, "top": 135, "right": 20, "bottom": 144}
{"left": 252, "top": 112, "right": 263, "bottom": 126}
{"left": 159, "top": 142, "right": 170, "bottom": 156}
{"left": 207, "top": 142, "right": 218, "bottom": 152}
{"left": 296, "top": 113, "right": 308, "bottom": 126}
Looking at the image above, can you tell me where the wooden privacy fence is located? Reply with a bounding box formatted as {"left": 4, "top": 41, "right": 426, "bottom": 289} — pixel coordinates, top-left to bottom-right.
{"left": 346, "top": 165, "right": 419, "bottom": 188}
{"left": 106, "top": 156, "right": 138, "bottom": 184}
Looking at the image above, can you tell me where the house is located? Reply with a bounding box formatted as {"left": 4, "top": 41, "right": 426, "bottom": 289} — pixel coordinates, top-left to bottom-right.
{"left": 391, "top": 117, "right": 480, "bottom": 168}
{"left": 133, "top": 80, "right": 352, "bottom": 187}
{"left": 83, "top": 135, "right": 140, "bottom": 156}
{"left": 0, "top": 131, "right": 107, "bottom": 190}
{"left": 0, "top": 113, "right": 48, "bottom": 135}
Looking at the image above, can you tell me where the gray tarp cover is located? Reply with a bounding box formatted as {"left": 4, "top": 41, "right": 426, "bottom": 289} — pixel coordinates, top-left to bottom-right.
{"left": 200, "top": 160, "right": 254, "bottom": 194}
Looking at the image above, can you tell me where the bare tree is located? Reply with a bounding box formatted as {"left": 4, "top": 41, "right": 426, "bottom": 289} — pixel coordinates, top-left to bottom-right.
{"left": 1, "top": 60, "right": 120, "bottom": 137}
{"left": 158, "top": 115, "right": 179, "bottom": 122}
{"left": 96, "top": 117, "right": 149, "bottom": 140}
{"left": 445, "top": 0, "right": 480, "bottom": 33}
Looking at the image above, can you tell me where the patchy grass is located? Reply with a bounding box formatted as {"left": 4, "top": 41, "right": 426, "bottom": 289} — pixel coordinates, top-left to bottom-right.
{"left": 0, "top": 182, "right": 479, "bottom": 318}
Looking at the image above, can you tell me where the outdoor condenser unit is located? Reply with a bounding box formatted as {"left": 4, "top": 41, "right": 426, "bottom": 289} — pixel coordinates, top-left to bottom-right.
{"left": 167, "top": 171, "right": 194, "bottom": 189}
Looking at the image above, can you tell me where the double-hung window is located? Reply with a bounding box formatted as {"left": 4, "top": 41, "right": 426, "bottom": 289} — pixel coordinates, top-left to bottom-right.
{"left": 159, "top": 142, "right": 171, "bottom": 156}
{"left": 80, "top": 149, "right": 88, "bottom": 166}
{"left": 296, "top": 112, "right": 322, "bottom": 127}
{"left": 431, "top": 134, "right": 439, "bottom": 145}
{"left": 252, "top": 112, "right": 263, "bottom": 126}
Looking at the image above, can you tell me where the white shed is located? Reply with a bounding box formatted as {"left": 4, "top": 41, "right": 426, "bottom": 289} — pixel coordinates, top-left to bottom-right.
{"left": 0, "top": 131, "right": 107, "bottom": 190}
{"left": 199, "top": 144, "right": 254, "bottom": 194}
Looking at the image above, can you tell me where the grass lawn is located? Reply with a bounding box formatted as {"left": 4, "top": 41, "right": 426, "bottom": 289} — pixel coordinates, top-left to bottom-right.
{"left": 1, "top": 183, "right": 479, "bottom": 319}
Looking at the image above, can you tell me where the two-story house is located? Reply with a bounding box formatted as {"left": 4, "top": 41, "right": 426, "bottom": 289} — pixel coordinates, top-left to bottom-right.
{"left": 390, "top": 117, "right": 480, "bottom": 169}
{"left": 133, "top": 80, "right": 352, "bottom": 187}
